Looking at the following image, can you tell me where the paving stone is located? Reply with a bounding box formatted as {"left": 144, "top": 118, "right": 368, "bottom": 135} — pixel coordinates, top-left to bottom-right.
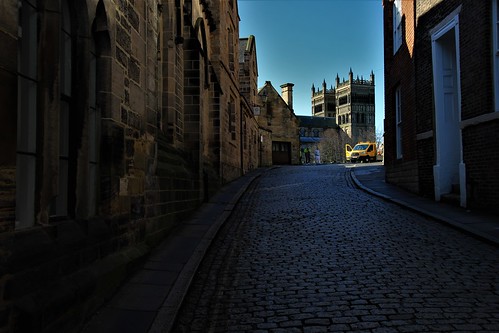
{"left": 171, "top": 165, "right": 499, "bottom": 332}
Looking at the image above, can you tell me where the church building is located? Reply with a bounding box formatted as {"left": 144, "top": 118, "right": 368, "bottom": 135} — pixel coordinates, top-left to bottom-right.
{"left": 311, "top": 69, "right": 376, "bottom": 145}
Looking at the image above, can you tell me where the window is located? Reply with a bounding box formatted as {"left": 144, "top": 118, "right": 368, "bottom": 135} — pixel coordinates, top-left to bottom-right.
{"left": 52, "top": 0, "right": 72, "bottom": 217}
{"left": 16, "top": 0, "right": 38, "bottom": 229}
{"left": 338, "top": 95, "right": 348, "bottom": 106}
{"left": 493, "top": 0, "right": 499, "bottom": 111}
{"left": 393, "top": 0, "right": 402, "bottom": 53}
{"left": 228, "top": 28, "right": 234, "bottom": 73}
{"left": 88, "top": 41, "right": 100, "bottom": 216}
{"left": 395, "top": 86, "right": 403, "bottom": 159}
{"left": 229, "top": 98, "right": 236, "bottom": 140}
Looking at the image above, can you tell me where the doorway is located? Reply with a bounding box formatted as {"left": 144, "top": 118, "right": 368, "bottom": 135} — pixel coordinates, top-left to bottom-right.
{"left": 431, "top": 13, "right": 466, "bottom": 207}
{"left": 272, "top": 141, "right": 291, "bottom": 165}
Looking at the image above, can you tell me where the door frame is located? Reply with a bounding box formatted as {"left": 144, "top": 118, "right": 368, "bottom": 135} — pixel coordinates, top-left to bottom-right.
{"left": 430, "top": 7, "right": 466, "bottom": 207}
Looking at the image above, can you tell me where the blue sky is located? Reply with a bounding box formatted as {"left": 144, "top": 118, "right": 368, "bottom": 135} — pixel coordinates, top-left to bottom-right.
{"left": 238, "top": 0, "right": 385, "bottom": 133}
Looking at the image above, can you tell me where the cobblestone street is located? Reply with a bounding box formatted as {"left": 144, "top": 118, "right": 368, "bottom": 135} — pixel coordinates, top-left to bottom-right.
{"left": 171, "top": 165, "right": 499, "bottom": 333}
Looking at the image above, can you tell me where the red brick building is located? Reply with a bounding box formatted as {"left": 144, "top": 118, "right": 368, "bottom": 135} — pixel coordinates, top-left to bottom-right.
{"left": 383, "top": 0, "right": 499, "bottom": 213}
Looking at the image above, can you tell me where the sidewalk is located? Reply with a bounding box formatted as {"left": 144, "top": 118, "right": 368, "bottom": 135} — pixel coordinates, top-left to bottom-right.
{"left": 82, "top": 168, "right": 267, "bottom": 333}
{"left": 350, "top": 164, "right": 499, "bottom": 246}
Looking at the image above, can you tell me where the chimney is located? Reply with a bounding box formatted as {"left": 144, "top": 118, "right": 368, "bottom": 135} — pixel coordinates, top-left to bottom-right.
{"left": 280, "top": 83, "right": 294, "bottom": 110}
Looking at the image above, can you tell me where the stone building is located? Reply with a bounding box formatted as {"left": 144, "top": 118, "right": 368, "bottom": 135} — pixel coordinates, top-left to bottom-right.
{"left": 255, "top": 82, "right": 300, "bottom": 165}
{"left": 335, "top": 69, "right": 376, "bottom": 145}
{"left": 239, "top": 35, "right": 262, "bottom": 172}
{"left": 0, "top": 0, "right": 263, "bottom": 331}
{"left": 311, "top": 80, "right": 336, "bottom": 118}
{"left": 383, "top": 0, "right": 499, "bottom": 214}
{"left": 309, "top": 69, "right": 376, "bottom": 161}
{"left": 298, "top": 116, "right": 347, "bottom": 163}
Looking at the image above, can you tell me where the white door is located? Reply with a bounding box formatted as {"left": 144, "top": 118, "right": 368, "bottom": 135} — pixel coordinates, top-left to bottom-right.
{"left": 432, "top": 19, "right": 466, "bottom": 207}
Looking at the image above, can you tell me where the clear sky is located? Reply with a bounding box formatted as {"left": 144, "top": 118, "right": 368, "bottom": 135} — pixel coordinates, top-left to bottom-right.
{"left": 238, "top": 0, "right": 385, "bottom": 133}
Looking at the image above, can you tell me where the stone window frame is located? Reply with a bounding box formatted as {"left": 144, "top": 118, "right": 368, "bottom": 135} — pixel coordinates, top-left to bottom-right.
{"left": 229, "top": 97, "right": 236, "bottom": 140}
{"left": 16, "top": 0, "right": 103, "bottom": 227}
{"left": 16, "top": 0, "right": 38, "bottom": 229}
{"left": 87, "top": 40, "right": 99, "bottom": 217}
{"left": 52, "top": 0, "right": 73, "bottom": 217}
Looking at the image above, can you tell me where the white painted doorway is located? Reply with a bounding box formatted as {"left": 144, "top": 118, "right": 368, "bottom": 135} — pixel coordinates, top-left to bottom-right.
{"left": 431, "top": 12, "right": 466, "bottom": 207}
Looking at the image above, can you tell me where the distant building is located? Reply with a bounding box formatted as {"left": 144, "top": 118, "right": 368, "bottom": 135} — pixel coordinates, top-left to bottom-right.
{"left": 255, "top": 81, "right": 300, "bottom": 165}
{"left": 311, "top": 80, "right": 336, "bottom": 118}
{"left": 298, "top": 116, "right": 349, "bottom": 163}
{"left": 309, "top": 69, "right": 376, "bottom": 161}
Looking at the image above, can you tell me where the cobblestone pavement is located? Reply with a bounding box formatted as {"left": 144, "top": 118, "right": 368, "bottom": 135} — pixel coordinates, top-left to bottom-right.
{"left": 171, "top": 165, "right": 499, "bottom": 333}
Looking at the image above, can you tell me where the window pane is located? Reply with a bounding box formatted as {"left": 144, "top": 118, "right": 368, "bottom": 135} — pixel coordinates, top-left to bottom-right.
{"left": 15, "top": 154, "right": 36, "bottom": 228}
{"left": 60, "top": 101, "right": 69, "bottom": 156}
{"left": 17, "top": 78, "right": 37, "bottom": 152}
{"left": 51, "top": 159, "right": 68, "bottom": 217}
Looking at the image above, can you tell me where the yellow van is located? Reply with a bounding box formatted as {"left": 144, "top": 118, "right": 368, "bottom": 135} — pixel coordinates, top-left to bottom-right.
{"left": 349, "top": 142, "right": 377, "bottom": 163}
{"left": 345, "top": 144, "right": 353, "bottom": 162}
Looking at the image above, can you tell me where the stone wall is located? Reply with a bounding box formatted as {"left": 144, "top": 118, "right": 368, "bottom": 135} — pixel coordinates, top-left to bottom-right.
{"left": 0, "top": 0, "right": 266, "bottom": 331}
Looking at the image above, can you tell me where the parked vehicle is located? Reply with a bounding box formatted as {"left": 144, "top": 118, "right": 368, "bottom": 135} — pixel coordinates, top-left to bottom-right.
{"left": 345, "top": 144, "right": 353, "bottom": 162}
{"left": 347, "top": 142, "right": 377, "bottom": 163}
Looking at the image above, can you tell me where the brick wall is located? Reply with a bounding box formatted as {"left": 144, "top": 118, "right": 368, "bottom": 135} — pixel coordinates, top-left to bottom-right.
{"left": 458, "top": 1, "right": 493, "bottom": 121}
{"left": 463, "top": 120, "right": 499, "bottom": 212}
{"left": 417, "top": 138, "right": 436, "bottom": 199}
{"left": 383, "top": 0, "right": 419, "bottom": 191}
{"left": 414, "top": 0, "right": 499, "bottom": 213}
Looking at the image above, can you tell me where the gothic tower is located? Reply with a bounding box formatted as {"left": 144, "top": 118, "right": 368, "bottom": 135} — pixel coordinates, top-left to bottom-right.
{"left": 312, "top": 69, "right": 375, "bottom": 144}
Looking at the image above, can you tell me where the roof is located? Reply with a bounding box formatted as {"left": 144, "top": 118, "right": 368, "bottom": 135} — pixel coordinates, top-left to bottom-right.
{"left": 297, "top": 116, "right": 337, "bottom": 128}
{"left": 300, "top": 137, "right": 321, "bottom": 143}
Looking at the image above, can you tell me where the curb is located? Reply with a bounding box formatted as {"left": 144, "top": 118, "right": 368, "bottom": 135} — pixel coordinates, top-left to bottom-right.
{"left": 349, "top": 168, "right": 499, "bottom": 247}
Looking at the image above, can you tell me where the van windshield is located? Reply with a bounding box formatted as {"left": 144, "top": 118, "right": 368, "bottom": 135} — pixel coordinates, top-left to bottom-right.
{"left": 353, "top": 144, "right": 368, "bottom": 151}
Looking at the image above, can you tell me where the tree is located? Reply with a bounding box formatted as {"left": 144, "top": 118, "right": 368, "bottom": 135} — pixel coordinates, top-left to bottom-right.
{"left": 318, "top": 128, "right": 341, "bottom": 163}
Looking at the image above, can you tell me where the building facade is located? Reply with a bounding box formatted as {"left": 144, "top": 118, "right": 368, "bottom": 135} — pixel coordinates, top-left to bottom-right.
{"left": 255, "top": 82, "right": 300, "bottom": 165}
{"left": 311, "top": 80, "right": 336, "bottom": 118}
{"left": 310, "top": 69, "right": 376, "bottom": 161}
{"left": 298, "top": 116, "right": 349, "bottom": 163}
{"left": 335, "top": 69, "right": 376, "bottom": 145}
{"left": 383, "top": 0, "right": 499, "bottom": 213}
{"left": 0, "top": 0, "right": 264, "bottom": 331}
